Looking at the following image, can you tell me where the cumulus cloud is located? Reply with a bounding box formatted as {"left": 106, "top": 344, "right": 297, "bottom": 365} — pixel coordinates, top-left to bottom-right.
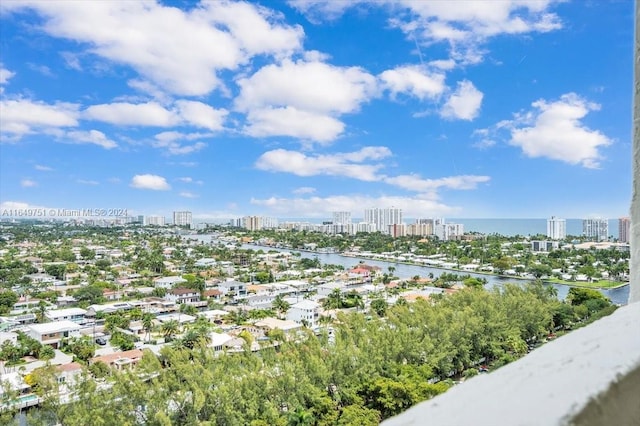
{"left": 0, "top": 65, "right": 15, "bottom": 84}
{"left": 237, "top": 59, "right": 377, "bottom": 114}
{"left": 290, "top": 1, "right": 562, "bottom": 65}
{"left": 130, "top": 174, "right": 171, "bottom": 190}
{"left": 83, "top": 102, "right": 177, "bottom": 126}
{"left": 244, "top": 107, "right": 345, "bottom": 143}
{"left": 440, "top": 80, "right": 483, "bottom": 120}
{"left": 21, "top": 179, "right": 37, "bottom": 187}
{"left": 0, "top": 99, "right": 79, "bottom": 138}
{"left": 383, "top": 174, "right": 490, "bottom": 192}
{"left": 496, "top": 93, "right": 612, "bottom": 168}
{"left": 174, "top": 100, "right": 227, "bottom": 131}
{"left": 3, "top": 1, "right": 303, "bottom": 96}
{"left": 379, "top": 65, "right": 446, "bottom": 100}
{"left": 0, "top": 201, "right": 52, "bottom": 213}
{"left": 83, "top": 101, "right": 227, "bottom": 130}
{"left": 255, "top": 147, "right": 392, "bottom": 181}
{"left": 153, "top": 132, "right": 209, "bottom": 155}
{"left": 64, "top": 130, "right": 118, "bottom": 149}
{"left": 251, "top": 193, "right": 459, "bottom": 218}
{"left": 237, "top": 59, "right": 377, "bottom": 143}
{"left": 256, "top": 146, "right": 490, "bottom": 195}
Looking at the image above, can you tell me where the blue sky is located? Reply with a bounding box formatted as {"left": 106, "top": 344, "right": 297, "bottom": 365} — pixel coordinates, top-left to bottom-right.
{"left": 0, "top": 0, "right": 633, "bottom": 221}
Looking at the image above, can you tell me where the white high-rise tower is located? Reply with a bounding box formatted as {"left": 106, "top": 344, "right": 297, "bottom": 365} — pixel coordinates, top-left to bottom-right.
{"left": 547, "top": 216, "right": 566, "bottom": 240}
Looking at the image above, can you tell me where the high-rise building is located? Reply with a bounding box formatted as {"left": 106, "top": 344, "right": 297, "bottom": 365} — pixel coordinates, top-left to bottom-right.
{"left": 619, "top": 217, "right": 631, "bottom": 243}
{"left": 434, "top": 221, "right": 464, "bottom": 241}
{"left": 547, "top": 216, "right": 566, "bottom": 240}
{"left": 583, "top": 218, "right": 609, "bottom": 241}
{"left": 173, "top": 211, "right": 192, "bottom": 227}
{"left": 364, "top": 207, "right": 402, "bottom": 234}
{"left": 145, "top": 215, "right": 165, "bottom": 226}
{"left": 332, "top": 211, "right": 352, "bottom": 225}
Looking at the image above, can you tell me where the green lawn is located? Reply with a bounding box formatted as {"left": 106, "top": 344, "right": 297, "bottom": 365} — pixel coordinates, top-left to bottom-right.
{"left": 544, "top": 278, "right": 626, "bottom": 289}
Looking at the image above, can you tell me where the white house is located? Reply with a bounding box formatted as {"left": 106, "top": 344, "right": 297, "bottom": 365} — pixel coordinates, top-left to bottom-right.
{"left": 26, "top": 320, "right": 81, "bottom": 348}
{"left": 194, "top": 258, "right": 217, "bottom": 268}
{"left": 287, "top": 300, "right": 321, "bottom": 328}
{"left": 208, "top": 332, "right": 234, "bottom": 352}
{"left": 165, "top": 288, "right": 204, "bottom": 307}
{"left": 153, "top": 276, "right": 187, "bottom": 290}
{"left": 45, "top": 308, "right": 87, "bottom": 324}
{"left": 218, "top": 280, "right": 247, "bottom": 297}
{"left": 317, "top": 282, "right": 348, "bottom": 297}
{"left": 0, "top": 331, "right": 18, "bottom": 346}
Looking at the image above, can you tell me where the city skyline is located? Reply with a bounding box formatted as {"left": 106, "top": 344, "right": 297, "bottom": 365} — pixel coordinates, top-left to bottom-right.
{"left": 0, "top": 1, "right": 633, "bottom": 220}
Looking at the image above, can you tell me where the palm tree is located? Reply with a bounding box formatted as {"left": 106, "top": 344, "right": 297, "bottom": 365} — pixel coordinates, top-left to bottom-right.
{"left": 35, "top": 300, "right": 48, "bottom": 323}
{"left": 272, "top": 295, "right": 291, "bottom": 319}
{"left": 161, "top": 319, "right": 179, "bottom": 341}
{"left": 142, "top": 313, "right": 154, "bottom": 342}
{"left": 322, "top": 288, "right": 343, "bottom": 310}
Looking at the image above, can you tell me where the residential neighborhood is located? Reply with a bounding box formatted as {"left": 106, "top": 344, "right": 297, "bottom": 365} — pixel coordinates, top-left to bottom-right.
{"left": 0, "top": 221, "right": 627, "bottom": 421}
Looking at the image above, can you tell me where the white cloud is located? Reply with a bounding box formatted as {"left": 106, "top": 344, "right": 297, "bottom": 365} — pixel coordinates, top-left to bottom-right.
{"left": 179, "top": 191, "right": 199, "bottom": 198}
{"left": 83, "top": 101, "right": 227, "bottom": 130}
{"left": 83, "top": 102, "right": 176, "bottom": 126}
{"left": 255, "top": 147, "right": 392, "bottom": 181}
{"left": 64, "top": 130, "right": 118, "bottom": 149}
{"left": 500, "top": 93, "right": 612, "bottom": 168}
{"left": 174, "top": 100, "right": 227, "bottom": 131}
{"left": 440, "top": 80, "right": 483, "bottom": 120}
{"left": 292, "top": 186, "right": 316, "bottom": 195}
{"left": 237, "top": 59, "right": 377, "bottom": 143}
{"left": 256, "top": 146, "right": 490, "bottom": 196}
{"left": 383, "top": 174, "right": 490, "bottom": 192}
{"left": 34, "top": 165, "right": 54, "bottom": 171}
{"left": 21, "top": 179, "right": 37, "bottom": 187}
{"left": 203, "top": 1, "right": 303, "bottom": 59}
{"left": 4, "top": 1, "right": 303, "bottom": 96}
{"left": 153, "top": 132, "right": 208, "bottom": 155}
{"left": 291, "top": 1, "right": 562, "bottom": 65}
{"left": 244, "top": 107, "right": 345, "bottom": 143}
{"left": 177, "top": 177, "right": 204, "bottom": 185}
{"left": 77, "top": 179, "right": 99, "bottom": 185}
{"left": 0, "top": 99, "right": 79, "bottom": 138}
{"left": 60, "top": 51, "right": 82, "bottom": 70}
{"left": 0, "top": 201, "right": 42, "bottom": 210}
{"left": 379, "top": 65, "right": 446, "bottom": 100}
{"left": 237, "top": 59, "right": 377, "bottom": 114}
{"left": 130, "top": 174, "right": 171, "bottom": 190}
{"left": 251, "top": 193, "right": 459, "bottom": 217}
{"left": 0, "top": 65, "right": 15, "bottom": 84}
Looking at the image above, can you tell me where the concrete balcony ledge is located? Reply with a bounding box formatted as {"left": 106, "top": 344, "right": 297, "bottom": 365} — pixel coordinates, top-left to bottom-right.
{"left": 382, "top": 301, "right": 640, "bottom": 426}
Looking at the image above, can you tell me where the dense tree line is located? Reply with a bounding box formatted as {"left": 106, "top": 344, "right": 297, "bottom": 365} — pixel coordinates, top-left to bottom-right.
{"left": 1, "top": 282, "right": 614, "bottom": 426}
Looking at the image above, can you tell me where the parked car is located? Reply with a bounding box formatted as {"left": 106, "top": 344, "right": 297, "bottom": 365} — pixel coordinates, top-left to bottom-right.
{"left": 95, "top": 337, "right": 107, "bottom": 346}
